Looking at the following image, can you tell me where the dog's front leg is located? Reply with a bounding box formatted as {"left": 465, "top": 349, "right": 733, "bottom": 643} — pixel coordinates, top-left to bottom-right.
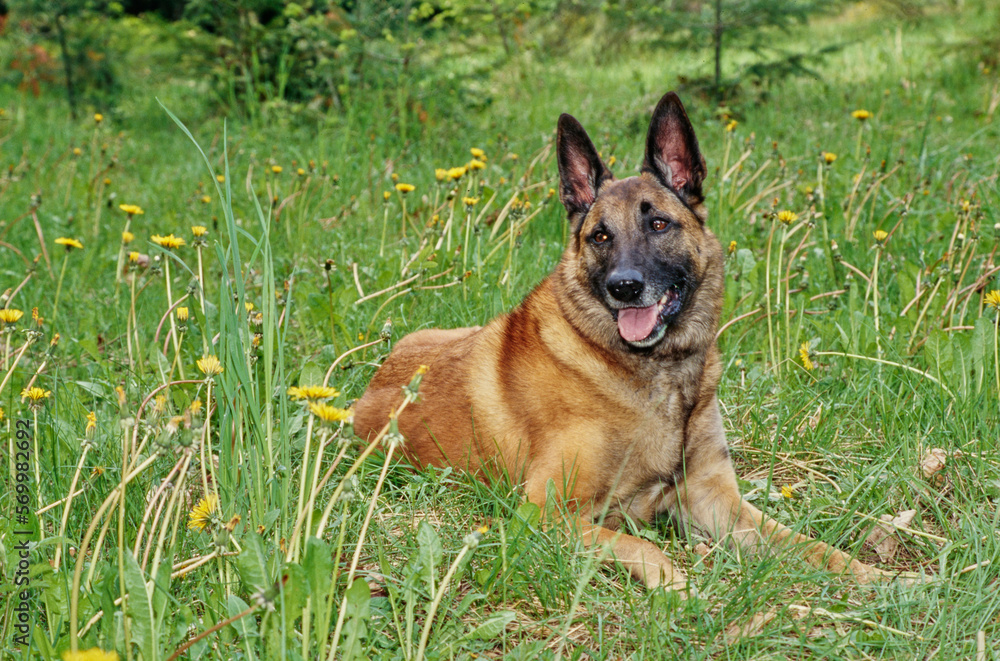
{"left": 524, "top": 473, "right": 689, "bottom": 592}
{"left": 678, "top": 401, "right": 889, "bottom": 583}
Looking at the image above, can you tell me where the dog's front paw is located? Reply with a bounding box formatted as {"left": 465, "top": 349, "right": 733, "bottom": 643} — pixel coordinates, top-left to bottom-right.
{"left": 636, "top": 559, "right": 691, "bottom": 596}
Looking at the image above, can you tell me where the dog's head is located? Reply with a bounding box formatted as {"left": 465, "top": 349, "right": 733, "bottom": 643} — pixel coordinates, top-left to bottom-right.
{"left": 555, "top": 92, "right": 723, "bottom": 354}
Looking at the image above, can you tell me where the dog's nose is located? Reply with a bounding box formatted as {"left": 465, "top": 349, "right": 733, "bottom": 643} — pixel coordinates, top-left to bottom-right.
{"left": 607, "top": 270, "right": 644, "bottom": 302}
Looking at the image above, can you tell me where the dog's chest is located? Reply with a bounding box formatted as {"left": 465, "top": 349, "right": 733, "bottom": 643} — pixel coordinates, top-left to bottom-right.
{"left": 608, "top": 379, "right": 688, "bottom": 473}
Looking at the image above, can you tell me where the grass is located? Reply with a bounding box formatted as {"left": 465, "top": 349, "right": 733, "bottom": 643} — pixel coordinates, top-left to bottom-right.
{"left": 1, "top": 1, "right": 999, "bottom": 659}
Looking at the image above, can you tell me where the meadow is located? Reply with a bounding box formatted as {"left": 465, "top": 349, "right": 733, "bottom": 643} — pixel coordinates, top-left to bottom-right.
{"left": 1, "top": 1, "right": 999, "bottom": 659}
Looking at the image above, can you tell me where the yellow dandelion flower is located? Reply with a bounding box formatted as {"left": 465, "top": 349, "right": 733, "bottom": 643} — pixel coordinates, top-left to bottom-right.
{"left": 985, "top": 290, "right": 1000, "bottom": 311}
{"left": 190, "top": 399, "right": 203, "bottom": 414}
{"left": 85, "top": 411, "right": 97, "bottom": 435}
{"left": 462, "top": 196, "right": 480, "bottom": 207}
{"left": 216, "top": 174, "right": 226, "bottom": 183}
{"left": 728, "top": 240, "right": 737, "bottom": 254}
{"left": 435, "top": 168, "right": 448, "bottom": 181}
{"left": 607, "top": 155, "right": 616, "bottom": 167}
{"left": 21, "top": 387, "right": 52, "bottom": 403}
{"left": 176, "top": 307, "right": 189, "bottom": 321}
{"left": 448, "top": 166, "right": 467, "bottom": 180}
{"left": 271, "top": 165, "right": 283, "bottom": 174}
{"left": 468, "top": 159, "right": 486, "bottom": 171}
{"left": 72, "top": 147, "right": 82, "bottom": 156}
{"left": 309, "top": 402, "right": 352, "bottom": 423}
{"left": 391, "top": 173, "right": 399, "bottom": 182}
{"left": 297, "top": 167, "right": 306, "bottom": 176}
{"left": 725, "top": 119, "right": 738, "bottom": 132}
{"left": 470, "top": 147, "right": 486, "bottom": 159}
{"left": 776, "top": 210, "right": 798, "bottom": 225}
{"left": 191, "top": 225, "right": 207, "bottom": 237}
{"left": 56, "top": 237, "right": 84, "bottom": 250}
{"left": 152, "top": 395, "right": 167, "bottom": 415}
{"left": 873, "top": 229, "right": 888, "bottom": 243}
{"left": 287, "top": 385, "right": 340, "bottom": 401}
{"left": 151, "top": 234, "right": 186, "bottom": 249}
{"left": 197, "top": 355, "right": 224, "bottom": 376}
{"left": 62, "top": 647, "right": 119, "bottom": 661}
{"left": 115, "top": 386, "right": 126, "bottom": 406}
{"left": 383, "top": 191, "right": 391, "bottom": 201}
{"left": 188, "top": 494, "right": 219, "bottom": 531}
{"left": 823, "top": 151, "right": 837, "bottom": 164}
{"left": 0, "top": 308, "right": 24, "bottom": 325}
{"left": 200, "top": 195, "right": 211, "bottom": 204}
{"left": 781, "top": 485, "right": 794, "bottom": 499}
{"left": 0, "top": 408, "right": 4, "bottom": 423}
{"left": 104, "top": 178, "right": 112, "bottom": 186}
{"left": 128, "top": 251, "right": 141, "bottom": 263}
{"left": 799, "top": 342, "right": 814, "bottom": 371}
{"left": 94, "top": 113, "right": 104, "bottom": 123}
{"left": 960, "top": 199, "right": 972, "bottom": 213}
{"left": 852, "top": 109, "right": 872, "bottom": 121}
{"left": 395, "top": 182, "right": 416, "bottom": 194}
{"left": 122, "top": 231, "right": 135, "bottom": 244}
{"left": 119, "top": 204, "right": 144, "bottom": 216}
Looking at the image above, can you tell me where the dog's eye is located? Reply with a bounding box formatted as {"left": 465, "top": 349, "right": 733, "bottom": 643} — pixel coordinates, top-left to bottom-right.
{"left": 591, "top": 231, "right": 610, "bottom": 245}
{"left": 651, "top": 218, "right": 671, "bottom": 232}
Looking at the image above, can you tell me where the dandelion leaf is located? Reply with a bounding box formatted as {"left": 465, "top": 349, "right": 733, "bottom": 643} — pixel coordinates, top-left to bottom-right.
{"left": 341, "top": 578, "right": 371, "bottom": 661}
{"left": 236, "top": 533, "right": 271, "bottom": 593}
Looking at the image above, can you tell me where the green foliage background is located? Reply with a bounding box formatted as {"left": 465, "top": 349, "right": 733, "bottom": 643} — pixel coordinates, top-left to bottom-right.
{"left": 1, "top": 0, "right": 999, "bottom": 659}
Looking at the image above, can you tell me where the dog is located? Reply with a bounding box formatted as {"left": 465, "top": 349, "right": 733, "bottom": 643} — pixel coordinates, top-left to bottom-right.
{"left": 354, "top": 92, "right": 896, "bottom": 591}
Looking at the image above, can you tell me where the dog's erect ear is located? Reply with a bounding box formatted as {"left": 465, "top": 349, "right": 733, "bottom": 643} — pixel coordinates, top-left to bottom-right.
{"left": 557, "top": 113, "right": 612, "bottom": 218}
{"left": 642, "top": 92, "right": 707, "bottom": 208}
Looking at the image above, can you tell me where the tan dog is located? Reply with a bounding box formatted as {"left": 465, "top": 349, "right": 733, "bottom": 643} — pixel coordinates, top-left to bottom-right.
{"left": 354, "top": 92, "right": 893, "bottom": 591}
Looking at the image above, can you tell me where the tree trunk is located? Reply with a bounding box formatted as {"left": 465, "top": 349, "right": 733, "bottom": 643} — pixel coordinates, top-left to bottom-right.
{"left": 54, "top": 13, "right": 77, "bottom": 120}
{"left": 713, "top": 0, "right": 723, "bottom": 101}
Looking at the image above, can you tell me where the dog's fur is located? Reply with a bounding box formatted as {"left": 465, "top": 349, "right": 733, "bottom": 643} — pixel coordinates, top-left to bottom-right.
{"left": 354, "top": 92, "right": 892, "bottom": 590}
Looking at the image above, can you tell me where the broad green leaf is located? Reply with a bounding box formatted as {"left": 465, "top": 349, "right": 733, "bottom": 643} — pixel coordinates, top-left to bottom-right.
{"left": 460, "top": 610, "right": 516, "bottom": 641}
{"left": 417, "top": 520, "right": 443, "bottom": 594}
{"left": 122, "top": 552, "right": 154, "bottom": 660}
{"left": 340, "top": 578, "right": 371, "bottom": 661}
{"left": 236, "top": 534, "right": 271, "bottom": 592}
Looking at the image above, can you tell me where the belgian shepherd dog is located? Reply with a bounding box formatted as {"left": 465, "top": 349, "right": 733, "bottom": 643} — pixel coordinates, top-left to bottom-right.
{"left": 354, "top": 92, "right": 896, "bottom": 591}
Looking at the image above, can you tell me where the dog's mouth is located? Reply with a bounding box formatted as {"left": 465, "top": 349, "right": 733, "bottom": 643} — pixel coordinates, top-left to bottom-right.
{"left": 611, "top": 285, "right": 683, "bottom": 347}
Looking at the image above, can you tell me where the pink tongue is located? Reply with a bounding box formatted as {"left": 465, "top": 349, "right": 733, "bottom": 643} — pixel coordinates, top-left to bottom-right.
{"left": 617, "top": 304, "right": 658, "bottom": 342}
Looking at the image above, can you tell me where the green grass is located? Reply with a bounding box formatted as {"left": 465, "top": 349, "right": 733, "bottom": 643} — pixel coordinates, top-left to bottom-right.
{"left": 1, "top": 2, "right": 999, "bottom": 659}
